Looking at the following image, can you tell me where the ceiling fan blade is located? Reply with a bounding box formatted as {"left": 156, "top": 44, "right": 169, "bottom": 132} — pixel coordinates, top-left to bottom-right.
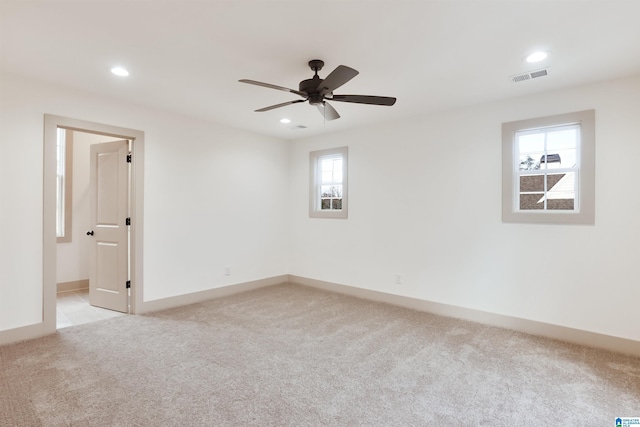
{"left": 316, "top": 65, "right": 359, "bottom": 96}
{"left": 239, "top": 79, "right": 307, "bottom": 98}
{"left": 316, "top": 101, "right": 340, "bottom": 121}
{"left": 330, "top": 94, "right": 397, "bottom": 106}
{"left": 255, "top": 99, "right": 306, "bottom": 112}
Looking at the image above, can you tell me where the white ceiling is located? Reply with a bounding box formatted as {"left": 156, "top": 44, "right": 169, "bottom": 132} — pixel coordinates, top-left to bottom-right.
{"left": 2, "top": 0, "right": 640, "bottom": 140}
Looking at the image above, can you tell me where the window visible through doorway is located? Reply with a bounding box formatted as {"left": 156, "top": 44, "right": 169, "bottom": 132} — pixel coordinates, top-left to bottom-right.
{"left": 56, "top": 128, "right": 72, "bottom": 242}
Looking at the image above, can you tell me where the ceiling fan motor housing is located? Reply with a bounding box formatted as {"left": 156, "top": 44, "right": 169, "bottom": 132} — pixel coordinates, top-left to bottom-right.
{"left": 299, "top": 77, "right": 324, "bottom": 105}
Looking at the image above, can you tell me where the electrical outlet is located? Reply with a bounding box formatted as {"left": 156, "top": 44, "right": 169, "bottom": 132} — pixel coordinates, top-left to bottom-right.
{"left": 224, "top": 266, "right": 231, "bottom": 276}
{"left": 395, "top": 274, "right": 402, "bottom": 285}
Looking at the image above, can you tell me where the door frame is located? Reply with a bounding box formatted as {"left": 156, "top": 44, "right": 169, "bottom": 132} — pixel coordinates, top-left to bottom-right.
{"left": 43, "top": 114, "right": 144, "bottom": 332}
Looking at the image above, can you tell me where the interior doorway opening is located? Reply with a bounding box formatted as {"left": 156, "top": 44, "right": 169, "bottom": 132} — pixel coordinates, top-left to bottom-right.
{"left": 43, "top": 115, "right": 144, "bottom": 334}
{"left": 55, "top": 130, "right": 131, "bottom": 328}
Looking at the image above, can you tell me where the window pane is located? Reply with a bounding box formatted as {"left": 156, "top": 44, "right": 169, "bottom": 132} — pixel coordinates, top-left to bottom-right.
{"left": 333, "top": 168, "right": 343, "bottom": 183}
{"left": 333, "top": 158, "right": 342, "bottom": 173}
{"left": 320, "top": 157, "right": 343, "bottom": 185}
{"left": 56, "top": 128, "right": 66, "bottom": 237}
{"left": 546, "top": 172, "right": 575, "bottom": 210}
{"left": 518, "top": 132, "right": 545, "bottom": 153}
{"left": 547, "top": 199, "right": 575, "bottom": 210}
{"left": 321, "top": 199, "right": 331, "bottom": 210}
{"left": 332, "top": 199, "right": 342, "bottom": 210}
{"left": 56, "top": 128, "right": 65, "bottom": 175}
{"left": 519, "top": 193, "right": 544, "bottom": 210}
{"left": 56, "top": 176, "right": 64, "bottom": 237}
{"left": 519, "top": 155, "right": 541, "bottom": 171}
{"left": 520, "top": 174, "right": 544, "bottom": 192}
{"left": 321, "top": 185, "right": 332, "bottom": 197}
{"left": 517, "top": 133, "right": 544, "bottom": 171}
{"left": 546, "top": 128, "right": 577, "bottom": 150}
{"left": 542, "top": 148, "right": 577, "bottom": 169}
{"left": 547, "top": 129, "right": 577, "bottom": 169}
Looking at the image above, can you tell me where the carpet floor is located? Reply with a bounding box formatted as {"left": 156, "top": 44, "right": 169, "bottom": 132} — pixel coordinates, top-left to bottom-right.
{"left": 1, "top": 283, "right": 638, "bottom": 426}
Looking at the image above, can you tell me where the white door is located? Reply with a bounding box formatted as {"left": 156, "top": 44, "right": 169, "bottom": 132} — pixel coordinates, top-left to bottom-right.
{"left": 88, "top": 140, "right": 129, "bottom": 312}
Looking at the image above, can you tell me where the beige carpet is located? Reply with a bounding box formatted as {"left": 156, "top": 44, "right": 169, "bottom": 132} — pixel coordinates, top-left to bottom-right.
{"left": 1, "top": 283, "right": 638, "bottom": 426}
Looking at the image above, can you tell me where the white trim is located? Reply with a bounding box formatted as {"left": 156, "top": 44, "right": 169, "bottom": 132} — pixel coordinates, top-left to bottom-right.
{"left": 0, "top": 275, "right": 286, "bottom": 346}
{"left": 0, "top": 114, "right": 144, "bottom": 345}
{"left": 288, "top": 275, "right": 640, "bottom": 357}
{"left": 136, "top": 275, "right": 288, "bottom": 313}
{"left": 43, "top": 115, "right": 145, "bottom": 326}
{"left": 4, "top": 273, "right": 638, "bottom": 357}
{"left": 0, "top": 322, "right": 48, "bottom": 347}
{"left": 56, "top": 279, "right": 89, "bottom": 293}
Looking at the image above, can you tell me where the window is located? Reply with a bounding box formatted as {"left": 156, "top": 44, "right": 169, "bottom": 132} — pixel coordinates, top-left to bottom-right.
{"left": 502, "top": 110, "right": 595, "bottom": 224}
{"left": 516, "top": 124, "right": 579, "bottom": 211}
{"left": 56, "top": 128, "right": 73, "bottom": 242}
{"left": 309, "top": 147, "right": 348, "bottom": 219}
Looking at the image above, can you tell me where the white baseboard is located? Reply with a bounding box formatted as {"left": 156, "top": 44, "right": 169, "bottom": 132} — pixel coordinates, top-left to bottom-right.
{"left": 136, "top": 275, "right": 289, "bottom": 314}
{"left": 0, "top": 322, "right": 49, "bottom": 347}
{"left": 57, "top": 279, "right": 89, "bottom": 293}
{"left": 5, "top": 274, "right": 639, "bottom": 358}
{"left": 288, "top": 275, "right": 640, "bottom": 358}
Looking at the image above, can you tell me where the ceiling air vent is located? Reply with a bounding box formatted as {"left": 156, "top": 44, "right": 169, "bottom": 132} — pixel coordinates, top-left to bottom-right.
{"left": 511, "top": 68, "right": 549, "bottom": 83}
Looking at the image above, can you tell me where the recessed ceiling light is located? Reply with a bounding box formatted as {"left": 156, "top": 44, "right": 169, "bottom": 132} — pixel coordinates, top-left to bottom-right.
{"left": 110, "top": 66, "right": 129, "bottom": 77}
{"left": 525, "top": 51, "right": 548, "bottom": 63}
{"left": 280, "top": 118, "right": 291, "bottom": 124}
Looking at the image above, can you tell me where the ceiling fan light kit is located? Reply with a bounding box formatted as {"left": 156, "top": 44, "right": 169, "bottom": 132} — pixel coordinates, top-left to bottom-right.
{"left": 239, "top": 59, "right": 396, "bottom": 121}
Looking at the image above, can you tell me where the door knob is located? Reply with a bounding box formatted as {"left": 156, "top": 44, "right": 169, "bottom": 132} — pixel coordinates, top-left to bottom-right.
{"left": 86, "top": 231, "right": 94, "bottom": 236}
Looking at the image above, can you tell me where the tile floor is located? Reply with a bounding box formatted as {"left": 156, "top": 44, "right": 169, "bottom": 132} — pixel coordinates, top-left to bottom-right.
{"left": 56, "top": 289, "right": 126, "bottom": 329}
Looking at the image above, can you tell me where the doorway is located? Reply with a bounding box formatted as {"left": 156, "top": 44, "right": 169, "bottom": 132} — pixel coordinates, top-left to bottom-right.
{"left": 43, "top": 115, "right": 144, "bottom": 334}
{"left": 55, "top": 131, "right": 131, "bottom": 327}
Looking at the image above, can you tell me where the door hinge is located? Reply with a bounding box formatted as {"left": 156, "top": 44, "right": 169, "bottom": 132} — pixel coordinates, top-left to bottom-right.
{"left": 126, "top": 217, "right": 131, "bottom": 226}
{"left": 127, "top": 153, "right": 132, "bottom": 163}
{"left": 126, "top": 280, "right": 131, "bottom": 289}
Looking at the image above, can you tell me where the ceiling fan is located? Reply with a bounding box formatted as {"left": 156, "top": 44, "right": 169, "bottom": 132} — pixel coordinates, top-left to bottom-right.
{"left": 239, "top": 60, "right": 396, "bottom": 121}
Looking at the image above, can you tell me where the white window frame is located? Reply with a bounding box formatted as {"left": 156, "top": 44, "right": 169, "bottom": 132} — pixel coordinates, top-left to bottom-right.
{"left": 309, "top": 146, "right": 348, "bottom": 219}
{"left": 502, "top": 110, "right": 595, "bottom": 225}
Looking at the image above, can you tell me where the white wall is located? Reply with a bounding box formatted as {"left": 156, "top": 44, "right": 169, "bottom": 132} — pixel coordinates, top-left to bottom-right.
{"left": 2, "top": 70, "right": 639, "bottom": 345}
{"left": 0, "top": 72, "right": 289, "bottom": 331}
{"left": 288, "top": 74, "right": 640, "bottom": 342}
{"left": 56, "top": 131, "right": 121, "bottom": 285}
